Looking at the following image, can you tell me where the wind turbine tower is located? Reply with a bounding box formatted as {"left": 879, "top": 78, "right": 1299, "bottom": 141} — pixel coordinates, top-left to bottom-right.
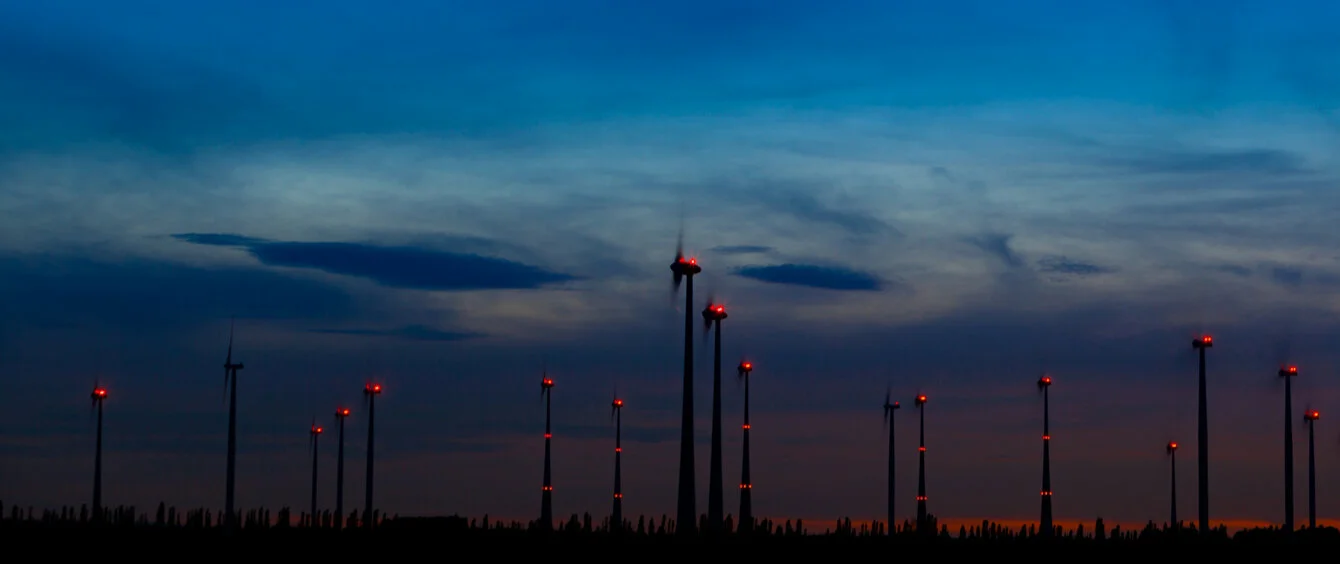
{"left": 702, "top": 301, "right": 728, "bottom": 533}
{"left": 363, "top": 382, "right": 382, "bottom": 529}
{"left": 222, "top": 320, "right": 244, "bottom": 531}
{"left": 611, "top": 395, "right": 624, "bottom": 532}
{"left": 309, "top": 421, "right": 323, "bottom": 527}
{"left": 915, "top": 394, "right": 928, "bottom": 534}
{"left": 669, "top": 239, "right": 701, "bottom": 535}
{"left": 1038, "top": 374, "right": 1054, "bottom": 537}
{"left": 1305, "top": 409, "right": 1320, "bottom": 529}
{"left": 90, "top": 384, "right": 108, "bottom": 524}
{"left": 1280, "top": 365, "right": 1297, "bottom": 532}
{"left": 1167, "top": 441, "right": 1179, "bottom": 529}
{"left": 884, "top": 390, "right": 900, "bottom": 535}
{"left": 334, "top": 407, "right": 350, "bottom": 530}
{"left": 738, "top": 360, "right": 755, "bottom": 533}
{"left": 540, "top": 373, "right": 555, "bottom": 531}
{"left": 1192, "top": 334, "right": 1212, "bottom": 533}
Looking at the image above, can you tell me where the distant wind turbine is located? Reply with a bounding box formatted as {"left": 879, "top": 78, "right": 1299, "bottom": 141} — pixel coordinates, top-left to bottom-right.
{"left": 702, "top": 299, "right": 728, "bottom": 534}
{"left": 738, "top": 360, "right": 755, "bottom": 533}
{"left": 1192, "top": 334, "right": 1213, "bottom": 533}
{"left": 1167, "top": 441, "right": 1179, "bottom": 529}
{"left": 1279, "top": 365, "right": 1297, "bottom": 532}
{"left": 1305, "top": 409, "right": 1320, "bottom": 529}
{"left": 915, "top": 393, "right": 928, "bottom": 534}
{"left": 334, "top": 407, "right": 351, "bottom": 530}
{"left": 539, "top": 372, "right": 555, "bottom": 532}
{"left": 1038, "top": 374, "right": 1054, "bottom": 537}
{"left": 222, "top": 318, "right": 244, "bottom": 532}
{"left": 611, "top": 393, "right": 624, "bottom": 532}
{"left": 883, "top": 389, "right": 900, "bottom": 536}
{"left": 309, "top": 420, "right": 323, "bottom": 527}
{"left": 363, "top": 382, "right": 383, "bottom": 529}
{"left": 90, "top": 383, "right": 108, "bottom": 525}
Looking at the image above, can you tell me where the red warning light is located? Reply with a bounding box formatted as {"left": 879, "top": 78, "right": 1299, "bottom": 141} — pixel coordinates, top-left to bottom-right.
{"left": 742, "top": 362, "right": 752, "bottom": 370}
{"left": 338, "top": 408, "right": 351, "bottom": 417}
{"left": 1306, "top": 410, "right": 1320, "bottom": 421}
{"left": 312, "top": 426, "right": 323, "bottom": 434}
{"left": 92, "top": 388, "right": 107, "bottom": 398}
{"left": 1168, "top": 442, "right": 1178, "bottom": 450}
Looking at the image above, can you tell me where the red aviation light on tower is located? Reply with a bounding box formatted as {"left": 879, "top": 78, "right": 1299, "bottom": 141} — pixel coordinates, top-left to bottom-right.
{"left": 742, "top": 362, "right": 752, "bottom": 371}
{"left": 1193, "top": 335, "right": 1214, "bottom": 348}
{"left": 337, "top": 408, "right": 351, "bottom": 417}
{"left": 612, "top": 398, "right": 623, "bottom": 408}
{"left": 714, "top": 305, "right": 724, "bottom": 313}
{"left": 1167, "top": 441, "right": 1178, "bottom": 453}
{"left": 1281, "top": 366, "right": 1298, "bottom": 377}
{"left": 915, "top": 395, "right": 927, "bottom": 406}
{"left": 1038, "top": 375, "right": 1052, "bottom": 388}
{"left": 91, "top": 387, "right": 107, "bottom": 399}
{"left": 542, "top": 377, "right": 554, "bottom": 388}
{"left": 365, "top": 383, "right": 383, "bottom": 395}
{"left": 1306, "top": 410, "right": 1320, "bottom": 421}
{"left": 311, "top": 425, "right": 324, "bottom": 435}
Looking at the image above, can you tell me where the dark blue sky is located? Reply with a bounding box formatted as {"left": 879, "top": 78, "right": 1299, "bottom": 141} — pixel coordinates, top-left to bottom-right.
{"left": 2, "top": 0, "right": 1339, "bottom": 530}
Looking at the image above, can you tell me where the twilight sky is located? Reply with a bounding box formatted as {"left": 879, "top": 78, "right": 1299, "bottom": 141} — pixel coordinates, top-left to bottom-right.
{"left": 2, "top": 0, "right": 1340, "bottom": 531}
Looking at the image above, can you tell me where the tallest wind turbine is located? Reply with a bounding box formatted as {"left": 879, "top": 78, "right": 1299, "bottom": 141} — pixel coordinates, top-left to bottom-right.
{"left": 670, "top": 234, "right": 701, "bottom": 535}
{"left": 222, "top": 319, "right": 244, "bottom": 532}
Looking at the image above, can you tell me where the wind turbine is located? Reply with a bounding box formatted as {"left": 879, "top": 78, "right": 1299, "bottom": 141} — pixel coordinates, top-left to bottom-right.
{"left": 1192, "top": 334, "right": 1212, "bottom": 533}
{"left": 309, "top": 420, "right": 323, "bottom": 528}
{"left": 222, "top": 318, "right": 244, "bottom": 532}
{"left": 702, "top": 299, "right": 728, "bottom": 534}
{"left": 334, "top": 407, "right": 350, "bottom": 530}
{"left": 914, "top": 393, "right": 928, "bottom": 534}
{"left": 363, "top": 382, "right": 383, "bottom": 529}
{"left": 1167, "top": 441, "right": 1179, "bottom": 530}
{"left": 1305, "top": 409, "right": 1320, "bottom": 529}
{"left": 611, "top": 393, "right": 624, "bottom": 533}
{"left": 1038, "top": 374, "right": 1053, "bottom": 537}
{"left": 1279, "top": 364, "right": 1297, "bottom": 532}
{"left": 669, "top": 232, "right": 701, "bottom": 535}
{"left": 90, "top": 383, "right": 108, "bottom": 525}
{"left": 883, "top": 389, "right": 900, "bottom": 536}
{"left": 738, "top": 360, "right": 755, "bottom": 534}
{"left": 539, "top": 372, "right": 554, "bottom": 532}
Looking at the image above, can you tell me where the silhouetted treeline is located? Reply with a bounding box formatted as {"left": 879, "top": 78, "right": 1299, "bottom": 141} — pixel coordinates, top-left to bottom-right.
{"left": 3, "top": 500, "right": 1338, "bottom": 545}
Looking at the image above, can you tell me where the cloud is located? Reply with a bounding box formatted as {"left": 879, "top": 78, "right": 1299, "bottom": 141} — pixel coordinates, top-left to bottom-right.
{"left": 1096, "top": 148, "right": 1310, "bottom": 176}
{"left": 1271, "top": 266, "right": 1304, "bottom": 288}
{"left": 711, "top": 245, "right": 773, "bottom": 255}
{"left": 1036, "top": 256, "right": 1115, "bottom": 277}
{"left": 756, "top": 189, "right": 894, "bottom": 237}
{"left": 172, "top": 234, "right": 579, "bottom": 291}
{"left": 0, "top": 252, "right": 359, "bottom": 332}
{"left": 733, "top": 263, "right": 882, "bottom": 291}
{"left": 965, "top": 233, "right": 1026, "bottom": 269}
{"left": 1216, "top": 264, "right": 1254, "bottom": 277}
{"left": 170, "top": 233, "right": 269, "bottom": 247}
{"left": 308, "top": 325, "right": 482, "bottom": 342}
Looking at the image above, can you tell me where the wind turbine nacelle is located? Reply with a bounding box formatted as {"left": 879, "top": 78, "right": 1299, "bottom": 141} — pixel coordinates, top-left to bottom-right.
{"left": 915, "top": 395, "right": 927, "bottom": 406}
{"left": 671, "top": 258, "right": 702, "bottom": 276}
{"left": 1193, "top": 336, "right": 1213, "bottom": 349}
{"left": 1280, "top": 366, "right": 1298, "bottom": 377}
